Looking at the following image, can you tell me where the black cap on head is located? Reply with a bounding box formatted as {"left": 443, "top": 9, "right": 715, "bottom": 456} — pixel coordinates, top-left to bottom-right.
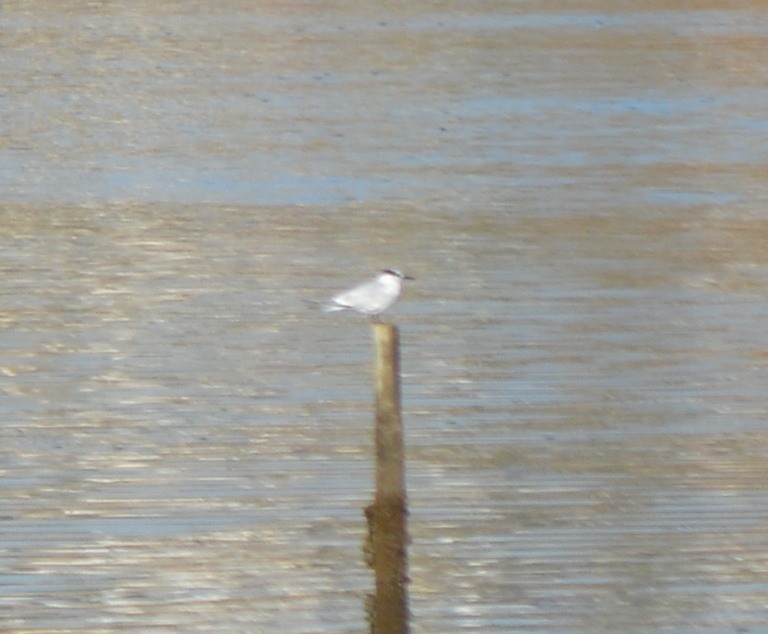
{"left": 382, "top": 268, "right": 414, "bottom": 280}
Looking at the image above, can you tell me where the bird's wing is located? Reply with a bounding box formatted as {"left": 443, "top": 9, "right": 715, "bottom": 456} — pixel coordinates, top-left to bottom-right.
{"left": 330, "top": 278, "right": 384, "bottom": 309}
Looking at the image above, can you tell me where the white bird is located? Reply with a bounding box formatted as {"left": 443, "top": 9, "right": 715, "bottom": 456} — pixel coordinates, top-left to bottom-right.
{"left": 318, "top": 269, "right": 414, "bottom": 322}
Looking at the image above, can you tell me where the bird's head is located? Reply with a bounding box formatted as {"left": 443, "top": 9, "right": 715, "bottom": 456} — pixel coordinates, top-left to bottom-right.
{"left": 381, "top": 268, "right": 415, "bottom": 281}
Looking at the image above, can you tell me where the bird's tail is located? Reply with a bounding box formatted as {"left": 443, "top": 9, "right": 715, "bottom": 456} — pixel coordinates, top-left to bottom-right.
{"left": 302, "top": 298, "right": 344, "bottom": 312}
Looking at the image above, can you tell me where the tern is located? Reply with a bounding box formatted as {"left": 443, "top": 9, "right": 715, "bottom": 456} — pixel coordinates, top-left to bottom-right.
{"left": 316, "top": 269, "right": 414, "bottom": 322}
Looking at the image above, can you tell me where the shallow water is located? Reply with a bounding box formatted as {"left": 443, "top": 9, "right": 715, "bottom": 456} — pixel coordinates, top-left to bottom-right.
{"left": 2, "top": 2, "right": 768, "bottom": 632}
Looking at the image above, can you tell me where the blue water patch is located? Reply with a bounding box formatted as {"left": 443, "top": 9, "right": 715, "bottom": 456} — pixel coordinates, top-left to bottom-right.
{"left": 643, "top": 189, "right": 742, "bottom": 205}
{"left": 102, "top": 169, "right": 395, "bottom": 206}
{"left": 0, "top": 161, "right": 395, "bottom": 206}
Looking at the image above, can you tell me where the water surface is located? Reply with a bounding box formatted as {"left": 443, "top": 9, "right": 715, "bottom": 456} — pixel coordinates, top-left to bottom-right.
{"left": 1, "top": 2, "right": 767, "bottom": 632}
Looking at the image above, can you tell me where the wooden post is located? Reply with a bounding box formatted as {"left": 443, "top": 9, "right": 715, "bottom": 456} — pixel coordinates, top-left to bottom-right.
{"left": 365, "top": 323, "right": 410, "bottom": 634}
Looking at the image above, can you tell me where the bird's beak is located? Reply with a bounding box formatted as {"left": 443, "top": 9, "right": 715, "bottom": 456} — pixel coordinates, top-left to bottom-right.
{"left": 405, "top": 275, "right": 415, "bottom": 280}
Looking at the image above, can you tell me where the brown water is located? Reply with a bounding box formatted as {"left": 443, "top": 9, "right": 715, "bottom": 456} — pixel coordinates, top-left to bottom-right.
{"left": 2, "top": 2, "right": 767, "bottom": 633}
